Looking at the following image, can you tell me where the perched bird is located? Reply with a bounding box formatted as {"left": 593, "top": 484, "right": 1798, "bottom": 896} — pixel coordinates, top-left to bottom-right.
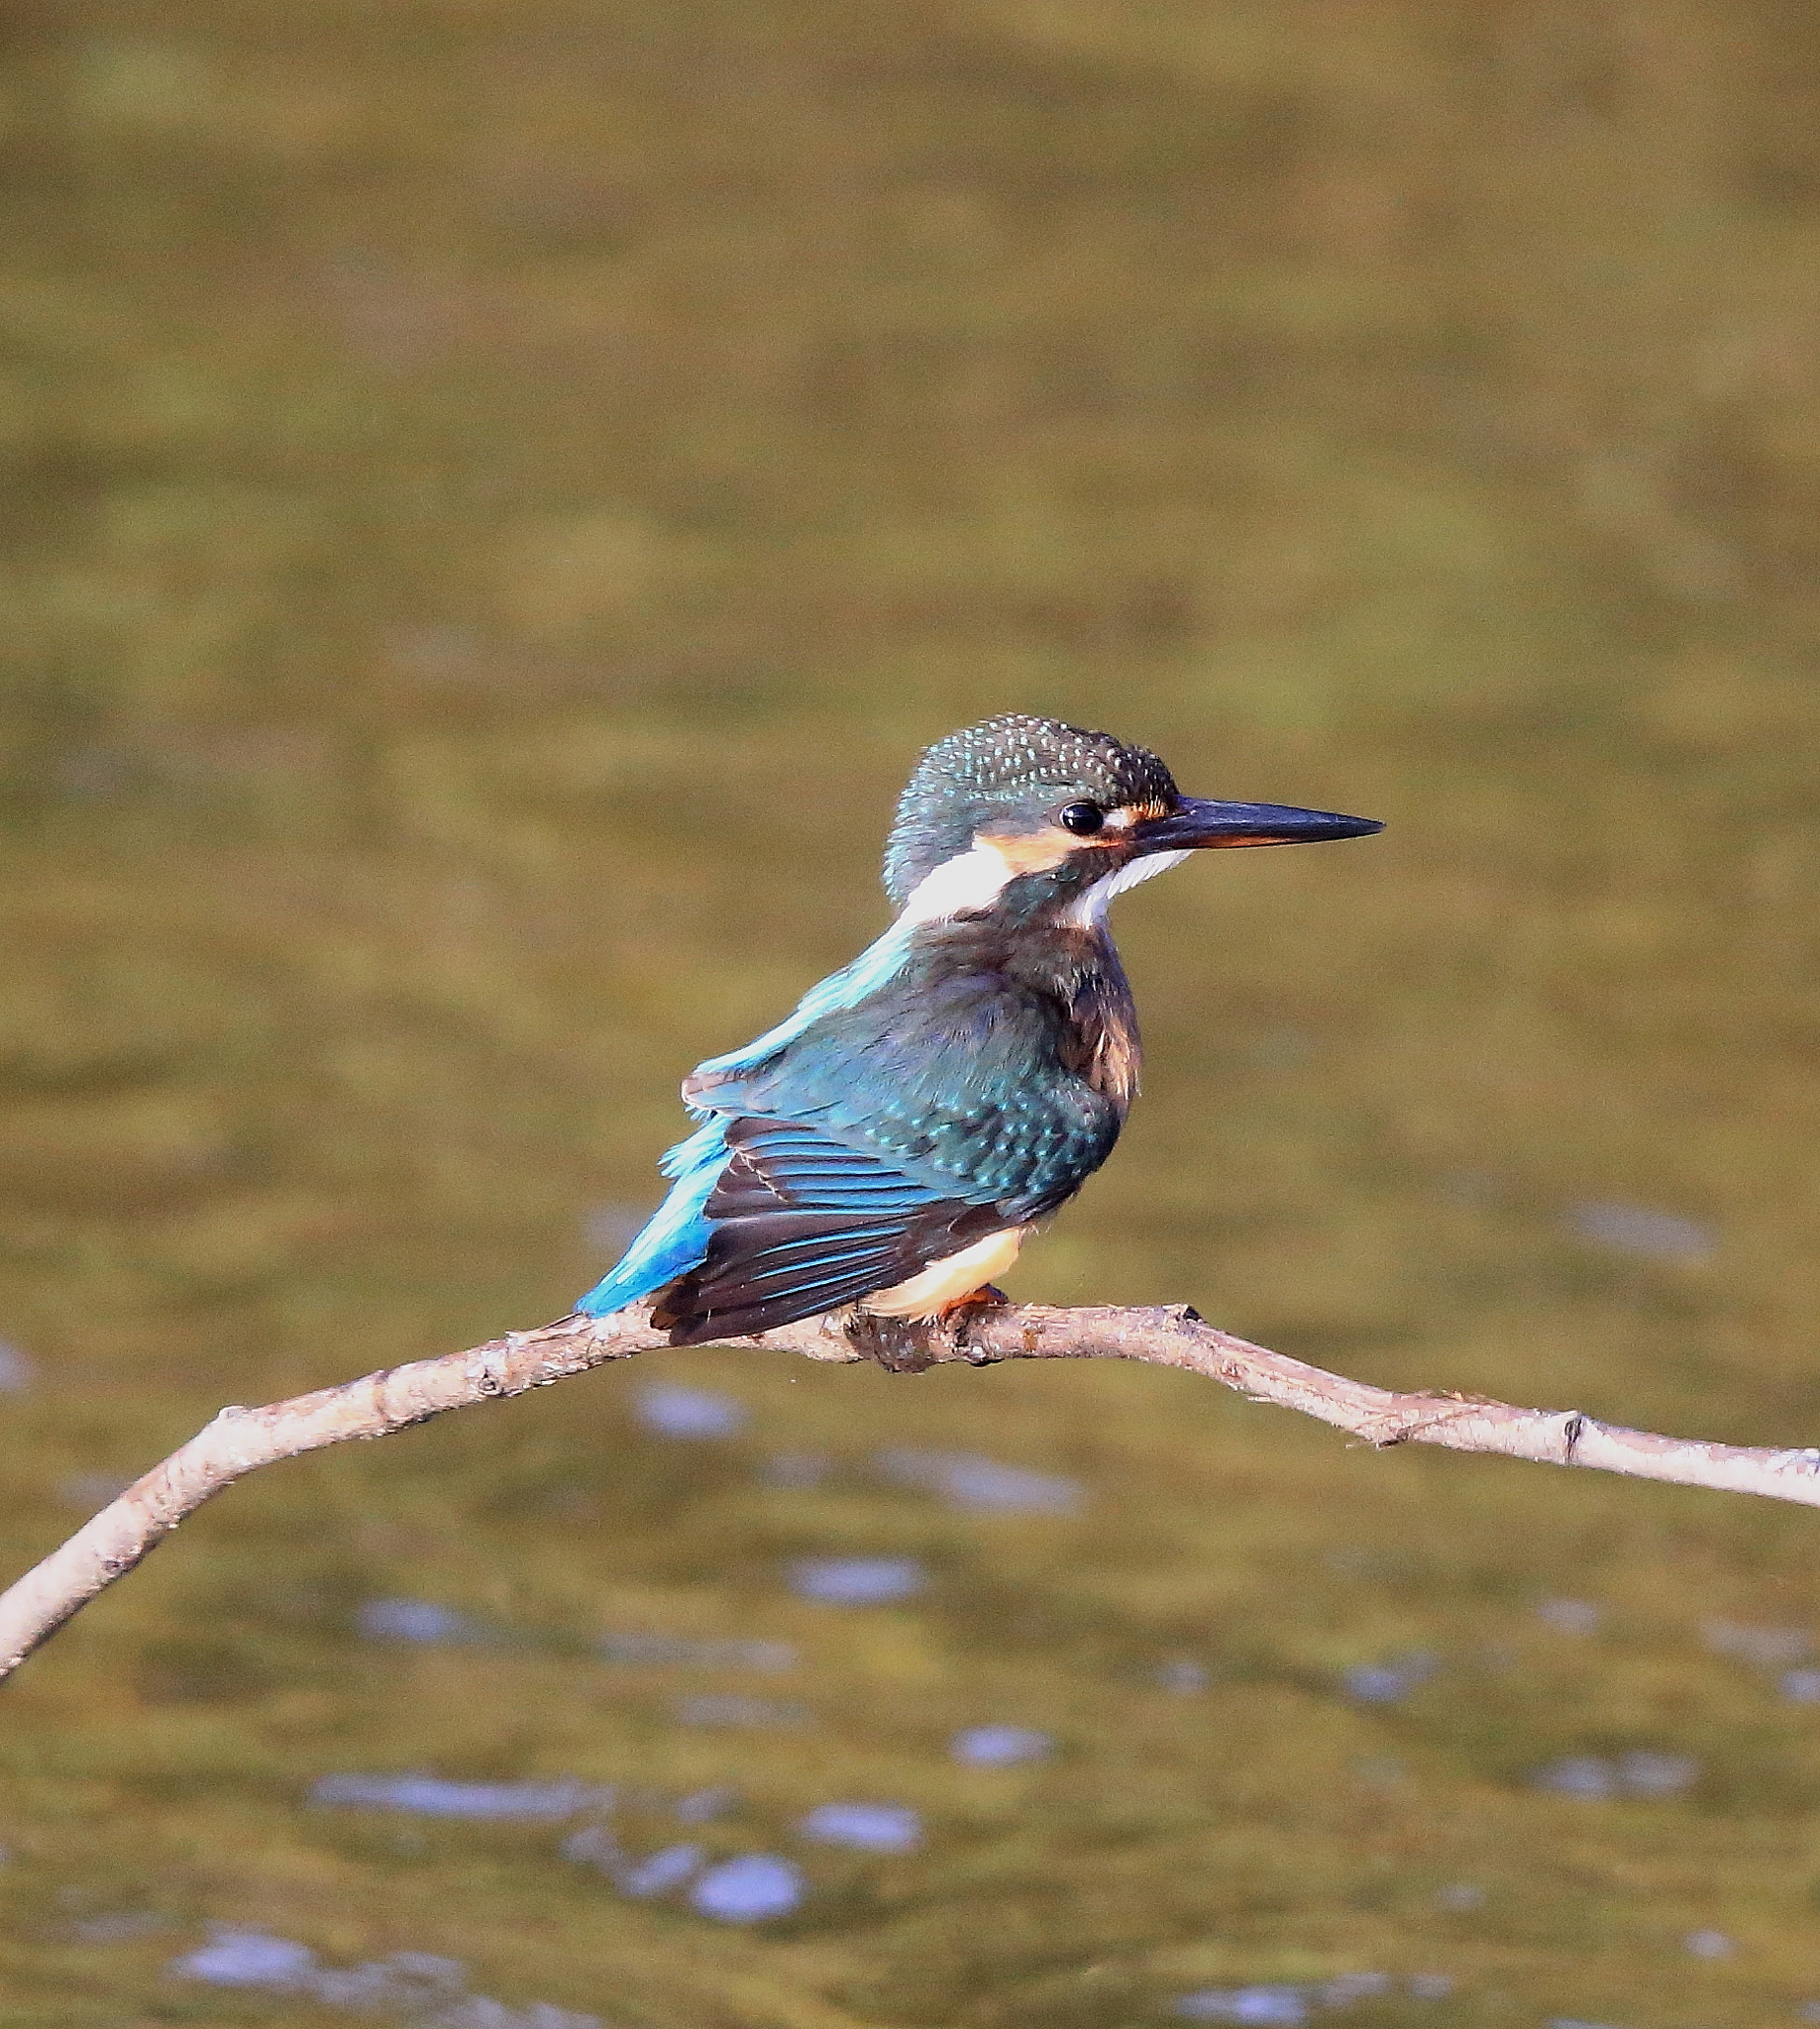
{"left": 579, "top": 713, "right": 1380, "bottom": 1345}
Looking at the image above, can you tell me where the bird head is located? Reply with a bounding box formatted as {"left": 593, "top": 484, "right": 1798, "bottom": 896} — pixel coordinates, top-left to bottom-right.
{"left": 883, "top": 712, "right": 1381, "bottom": 925}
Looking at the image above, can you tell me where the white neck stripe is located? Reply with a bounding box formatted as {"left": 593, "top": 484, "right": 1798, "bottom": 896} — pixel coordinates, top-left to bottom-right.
{"left": 898, "top": 840, "right": 1191, "bottom": 927}
{"left": 897, "top": 839, "right": 1019, "bottom": 924}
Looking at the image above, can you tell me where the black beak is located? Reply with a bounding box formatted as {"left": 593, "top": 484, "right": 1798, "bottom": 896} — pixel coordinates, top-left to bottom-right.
{"left": 1133, "top": 797, "right": 1384, "bottom": 854}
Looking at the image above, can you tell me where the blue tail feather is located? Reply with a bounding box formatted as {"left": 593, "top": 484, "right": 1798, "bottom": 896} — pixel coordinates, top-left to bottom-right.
{"left": 575, "top": 1121, "right": 725, "bottom": 1317}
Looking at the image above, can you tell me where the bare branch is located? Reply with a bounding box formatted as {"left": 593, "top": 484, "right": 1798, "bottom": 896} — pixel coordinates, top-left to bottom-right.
{"left": 5, "top": 1298, "right": 1819, "bottom": 1681}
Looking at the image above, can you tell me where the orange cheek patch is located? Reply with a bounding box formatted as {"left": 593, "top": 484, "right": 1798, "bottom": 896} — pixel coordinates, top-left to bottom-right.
{"left": 976, "top": 827, "right": 1080, "bottom": 876}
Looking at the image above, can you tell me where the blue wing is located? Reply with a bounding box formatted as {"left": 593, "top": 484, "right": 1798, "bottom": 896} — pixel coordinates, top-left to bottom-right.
{"left": 576, "top": 918, "right": 923, "bottom": 1320}
{"left": 577, "top": 915, "right": 1124, "bottom": 1337}
{"left": 576, "top": 1110, "right": 1001, "bottom": 1336}
{"left": 652, "top": 1118, "right": 1007, "bottom": 1343}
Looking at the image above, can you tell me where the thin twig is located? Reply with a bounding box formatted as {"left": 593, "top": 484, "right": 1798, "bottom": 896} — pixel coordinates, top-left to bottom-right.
{"left": 4, "top": 1298, "right": 1818, "bottom": 1681}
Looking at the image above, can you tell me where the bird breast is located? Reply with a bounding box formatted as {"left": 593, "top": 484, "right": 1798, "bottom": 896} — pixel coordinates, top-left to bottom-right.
{"left": 1060, "top": 937, "right": 1142, "bottom": 1113}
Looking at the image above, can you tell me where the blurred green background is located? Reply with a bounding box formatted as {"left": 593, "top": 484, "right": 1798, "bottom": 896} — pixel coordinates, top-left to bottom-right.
{"left": 4, "top": 2, "right": 1820, "bottom": 2023}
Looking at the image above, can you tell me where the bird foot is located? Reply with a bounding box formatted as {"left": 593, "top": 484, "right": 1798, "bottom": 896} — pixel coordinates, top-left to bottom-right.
{"left": 945, "top": 1284, "right": 1012, "bottom": 1364}
{"left": 843, "top": 1287, "right": 1011, "bottom": 1374}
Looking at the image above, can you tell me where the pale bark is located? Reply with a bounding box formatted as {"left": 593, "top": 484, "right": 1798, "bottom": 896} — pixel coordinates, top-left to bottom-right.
{"left": 4, "top": 1298, "right": 1818, "bottom": 1680}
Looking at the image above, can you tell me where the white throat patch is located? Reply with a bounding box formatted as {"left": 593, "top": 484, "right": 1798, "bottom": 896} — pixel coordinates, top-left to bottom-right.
{"left": 1061, "top": 849, "right": 1191, "bottom": 927}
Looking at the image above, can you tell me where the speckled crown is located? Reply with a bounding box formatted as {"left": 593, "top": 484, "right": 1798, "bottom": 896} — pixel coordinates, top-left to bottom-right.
{"left": 882, "top": 713, "right": 1177, "bottom": 907}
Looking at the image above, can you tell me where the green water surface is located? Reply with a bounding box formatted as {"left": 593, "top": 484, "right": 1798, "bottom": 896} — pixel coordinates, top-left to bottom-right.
{"left": 4, "top": 4, "right": 1820, "bottom": 2024}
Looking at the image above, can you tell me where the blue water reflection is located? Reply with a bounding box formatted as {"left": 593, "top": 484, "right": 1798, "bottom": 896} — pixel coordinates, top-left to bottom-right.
{"left": 787, "top": 1555, "right": 925, "bottom": 1604}
{"left": 689, "top": 1855, "right": 805, "bottom": 1923}
{"left": 171, "top": 1928, "right": 599, "bottom": 2024}
{"left": 1340, "top": 1651, "right": 1437, "bottom": 1704}
{"left": 358, "top": 1598, "right": 487, "bottom": 1646}
{"left": 634, "top": 1381, "right": 748, "bottom": 1440}
{"left": 871, "top": 1445, "right": 1083, "bottom": 1515}
{"left": 1176, "top": 1988, "right": 1308, "bottom": 2024}
{"left": 1703, "top": 1618, "right": 1811, "bottom": 1666}
{"left": 1568, "top": 1200, "right": 1715, "bottom": 1264}
{"left": 597, "top": 1630, "right": 796, "bottom": 1671}
{"left": 1529, "top": 1753, "right": 1699, "bottom": 1801}
{"left": 614, "top": 1843, "right": 706, "bottom": 1898}
{"left": 1177, "top": 1973, "right": 1450, "bottom": 2021}
{"left": 1535, "top": 1598, "right": 1602, "bottom": 1635}
{"left": 950, "top": 1725, "right": 1053, "bottom": 1766}
{"left": 310, "top": 1775, "right": 613, "bottom": 1820}
{"left": 797, "top": 1801, "right": 922, "bottom": 1853}
{"left": 1682, "top": 1927, "right": 1733, "bottom": 1959}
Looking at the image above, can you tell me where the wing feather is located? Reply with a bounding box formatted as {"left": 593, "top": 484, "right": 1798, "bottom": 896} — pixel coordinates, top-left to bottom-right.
{"left": 654, "top": 1118, "right": 1009, "bottom": 1343}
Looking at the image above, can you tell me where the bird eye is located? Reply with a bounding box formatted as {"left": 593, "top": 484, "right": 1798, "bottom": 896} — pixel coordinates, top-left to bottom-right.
{"left": 1057, "top": 801, "right": 1105, "bottom": 836}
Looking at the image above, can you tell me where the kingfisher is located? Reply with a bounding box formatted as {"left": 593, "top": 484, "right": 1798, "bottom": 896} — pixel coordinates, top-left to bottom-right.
{"left": 578, "top": 713, "right": 1381, "bottom": 1345}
